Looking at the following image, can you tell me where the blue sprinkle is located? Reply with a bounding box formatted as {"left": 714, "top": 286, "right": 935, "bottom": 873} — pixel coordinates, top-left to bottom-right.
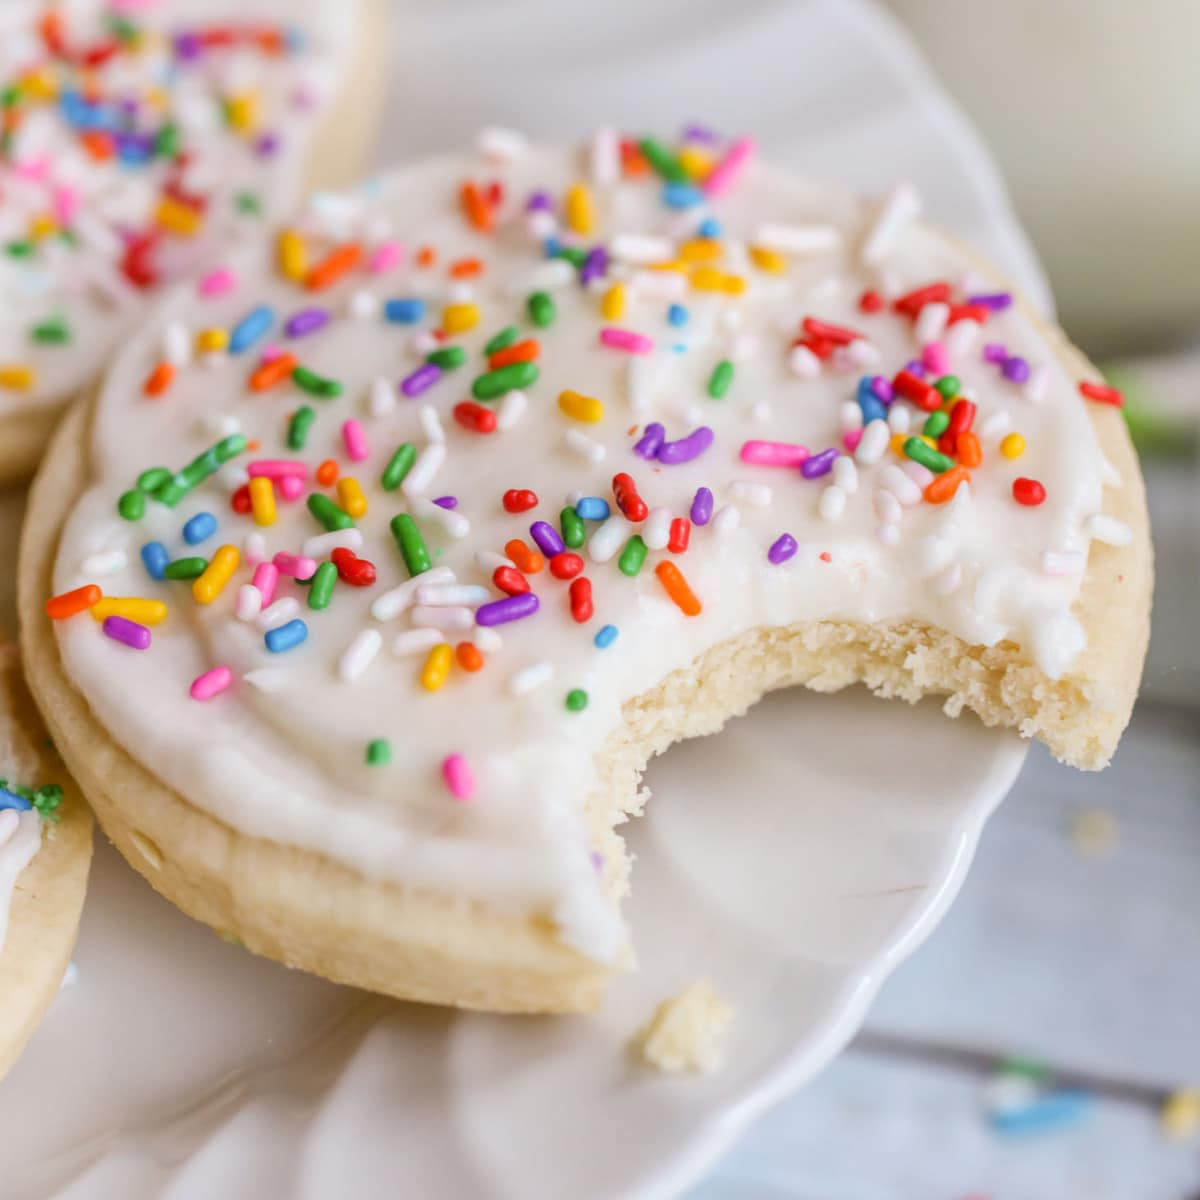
{"left": 668, "top": 304, "right": 688, "bottom": 327}
{"left": 594, "top": 624, "right": 618, "bottom": 649}
{"left": 182, "top": 512, "right": 217, "bottom": 545}
{"left": 697, "top": 217, "right": 722, "bottom": 238}
{"left": 574, "top": 496, "right": 611, "bottom": 521}
{"left": 856, "top": 376, "right": 887, "bottom": 424}
{"left": 672, "top": 343, "right": 688, "bottom": 354}
{"left": 228, "top": 305, "right": 274, "bottom": 354}
{"left": 662, "top": 183, "right": 704, "bottom": 209}
{"left": 0, "top": 787, "right": 33, "bottom": 813}
{"left": 265, "top": 619, "right": 309, "bottom": 654}
{"left": 383, "top": 298, "right": 426, "bottom": 324}
{"left": 140, "top": 541, "right": 170, "bottom": 581}
{"left": 990, "top": 1090, "right": 1092, "bottom": 1136}
{"left": 543, "top": 236, "right": 562, "bottom": 258}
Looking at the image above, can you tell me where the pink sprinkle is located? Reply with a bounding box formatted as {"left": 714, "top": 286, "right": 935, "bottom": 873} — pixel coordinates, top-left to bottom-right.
{"left": 368, "top": 240, "right": 404, "bottom": 274}
{"left": 260, "top": 344, "right": 285, "bottom": 363}
{"left": 14, "top": 155, "right": 50, "bottom": 182}
{"left": 442, "top": 753, "right": 475, "bottom": 802}
{"left": 703, "top": 136, "right": 756, "bottom": 197}
{"left": 278, "top": 475, "right": 305, "bottom": 501}
{"left": 247, "top": 459, "right": 308, "bottom": 479}
{"left": 274, "top": 552, "right": 316, "bottom": 580}
{"left": 599, "top": 327, "right": 654, "bottom": 354}
{"left": 740, "top": 440, "right": 809, "bottom": 467}
{"left": 199, "top": 268, "right": 238, "bottom": 298}
{"left": 53, "top": 185, "right": 79, "bottom": 224}
{"left": 922, "top": 341, "right": 949, "bottom": 375}
{"left": 190, "top": 666, "right": 233, "bottom": 702}
{"left": 843, "top": 428, "right": 864, "bottom": 452}
{"left": 342, "top": 419, "right": 369, "bottom": 462}
{"left": 252, "top": 562, "right": 279, "bottom": 606}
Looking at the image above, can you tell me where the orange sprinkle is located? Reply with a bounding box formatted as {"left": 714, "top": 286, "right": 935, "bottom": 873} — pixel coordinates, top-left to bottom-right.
{"left": 246, "top": 439, "right": 261, "bottom": 452}
{"left": 46, "top": 584, "right": 101, "bottom": 620}
{"left": 488, "top": 339, "right": 540, "bottom": 369}
{"left": 956, "top": 431, "right": 982, "bottom": 468}
{"left": 449, "top": 257, "right": 484, "bottom": 278}
{"left": 455, "top": 642, "right": 484, "bottom": 672}
{"left": 80, "top": 130, "right": 113, "bottom": 161}
{"left": 620, "top": 142, "right": 649, "bottom": 177}
{"left": 655, "top": 561, "right": 701, "bottom": 616}
{"left": 460, "top": 181, "right": 493, "bottom": 232}
{"left": 305, "top": 242, "right": 362, "bottom": 291}
{"left": 143, "top": 361, "right": 175, "bottom": 398}
{"left": 316, "top": 459, "right": 338, "bottom": 487}
{"left": 416, "top": 245, "right": 436, "bottom": 268}
{"left": 504, "top": 539, "right": 545, "bottom": 575}
{"left": 924, "top": 465, "right": 970, "bottom": 504}
{"left": 249, "top": 352, "right": 297, "bottom": 392}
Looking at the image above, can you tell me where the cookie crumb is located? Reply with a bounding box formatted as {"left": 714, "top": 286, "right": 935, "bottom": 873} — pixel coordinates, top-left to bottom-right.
{"left": 1069, "top": 807, "right": 1117, "bottom": 858}
{"left": 637, "top": 980, "right": 733, "bottom": 1074}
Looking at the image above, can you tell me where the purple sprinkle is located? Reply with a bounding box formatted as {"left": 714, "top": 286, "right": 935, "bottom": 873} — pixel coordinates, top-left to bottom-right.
{"left": 590, "top": 851, "right": 605, "bottom": 871}
{"left": 254, "top": 133, "right": 281, "bottom": 159}
{"left": 690, "top": 487, "right": 714, "bottom": 526}
{"left": 1003, "top": 356, "right": 1031, "bottom": 384}
{"left": 633, "top": 422, "right": 666, "bottom": 459}
{"left": 400, "top": 362, "right": 442, "bottom": 398}
{"left": 768, "top": 533, "right": 798, "bottom": 564}
{"left": 904, "top": 360, "right": 927, "bottom": 378}
{"left": 800, "top": 447, "right": 839, "bottom": 479}
{"left": 285, "top": 308, "right": 330, "bottom": 338}
{"left": 983, "top": 342, "right": 1009, "bottom": 364}
{"left": 529, "top": 520, "right": 565, "bottom": 557}
{"left": 526, "top": 190, "right": 553, "bottom": 213}
{"left": 433, "top": 496, "right": 458, "bottom": 510}
{"left": 174, "top": 32, "right": 203, "bottom": 60}
{"left": 476, "top": 592, "right": 540, "bottom": 627}
{"left": 657, "top": 425, "right": 714, "bottom": 465}
{"left": 870, "top": 375, "right": 894, "bottom": 403}
{"left": 966, "top": 291, "right": 1013, "bottom": 312}
{"left": 580, "top": 246, "right": 608, "bottom": 286}
{"left": 102, "top": 615, "right": 151, "bottom": 650}
{"left": 682, "top": 123, "right": 720, "bottom": 145}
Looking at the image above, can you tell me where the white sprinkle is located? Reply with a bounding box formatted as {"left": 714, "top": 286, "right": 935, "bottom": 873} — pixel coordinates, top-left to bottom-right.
{"left": 901, "top": 460, "right": 934, "bottom": 489}
{"left": 368, "top": 376, "right": 396, "bottom": 417}
{"left": 833, "top": 455, "right": 859, "bottom": 494}
{"left": 874, "top": 489, "right": 902, "bottom": 524}
{"left": 934, "top": 563, "right": 963, "bottom": 594}
{"left": 391, "top": 628, "right": 445, "bottom": 657}
{"left": 611, "top": 233, "right": 675, "bottom": 263}
{"left": 526, "top": 209, "right": 557, "bottom": 240}
{"left": 880, "top": 464, "right": 922, "bottom": 506}
{"left": 589, "top": 126, "right": 620, "bottom": 186}
{"left": 1085, "top": 513, "right": 1132, "bottom": 546}
{"left": 629, "top": 269, "right": 687, "bottom": 301}
{"left": 887, "top": 404, "right": 912, "bottom": 434}
{"left": 509, "top": 660, "right": 555, "bottom": 697}
{"left": 478, "top": 126, "right": 528, "bottom": 162}
{"left": 944, "top": 318, "right": 980, "bottom": 356}
{"left": 348, "top": 290, "right": 378, "bottom": 319}
{"left": 856, "top": 419, "right": 891, "bottom": 465}
{"left": 474, "top": 549, "right": 512, "bottom": 573}
{"left": 447, "top": 281, "right": 474, "bottom": 305}
{"left": 497, "top": 389, "right": 527, "bottom": 431}
{"left": 218, "top": 463, "right": 248, "bottom": 493}
{"left": 419, "top": 403, "right": 445, "bottom": 443}
{"left": 235, "top": 583, "right": 263, "bottom": 622}
{"left": 1026, "top": 364, "right": 1051, "bottom": 403}
{"left": 303, "top": 528, "right": 363, "bottom": 559}
{"left": 729, "top": 480, "right": 772, "bottom": 508}
{"left": 915, "top": 534, "right": 954, "bottom": 577}
{"left": 412, "top": 497, "right": 470, "bottom": 539}
{"left": 588, "top": 517, "right": 632, "bottom": 564}
{"left": 163, "top": 321, "right": 191, "bottom": 367}
{"left": 410, "top": 605, "right": 474, "bottom": 632}
{"left": 371, "top": 567, "right": 454, "bottom": 621}
{"left": 861, "top": 182, "right": 922, "bottom": 264}
{"left": 243, "top": 532, "right": 267, "bottom": 567}
{"left": 729, "top": 333, "right": 759, "bottom": 362}
{"left": 846, "top": 339, "right": 880, "bottom": 368}
{"left": 754, "top": 222, "right": 841, "bottom": 255}
{"left": 338, "top": 628, "right": 382, "bottom": 682}
{"left": 643, "top": 507, "right": 672, "bottom": 550}
{"left": 1041, "top": 549, "right": 1086, "bottom": 576}
{"left": 473, "top": 626, "right": 503, "bottom": 652}
{"left": 257, "top": 597, "right": 300, "bottom": 630}
{"left": 838, "top": 401, "right": 863, "bottom": 433}
{"left": 562, "top": 429, "right": 606, "bottom": 463}
{"left": 787, "top": 344, "right": 821, "bottom": 379}
{"left": 412, "top": 330, "right": 440, "bottom": 356}
{"left": 1031, "top": 611, "right": 1087, "bottom": 680}
{"left": 877, "top": 523, "right": 900, "bottom": 547}
{"left": 712, "top": 504, "right": 741, "bottom": 536}
{"left": 819, "top": 484, "right": 847, "bottom": 522}
{"left": 980, "top": 410, "right": 1012, "bottom": 439}
{"left": 915, "top": 301, "right": 950, "bottom": 345}
{"left": 81, "top": 548, "right": 127, "bottom": 576}
{"left": 401, "top": 441, "right": 446, "bottom": 497}
{"left": 750, "top": 400, "right": 772, "bottom": 423}
{"left": 243, "top": 668, "right": 287, "bottom": 693}
{"left": 507, "top": 258, "right": 575, "bottom": 295}
{"left": 415, "top": 583, "right": 489, "bottom": 607}
{"left": 200, "top": 411, "right": 241, "bottom": 441}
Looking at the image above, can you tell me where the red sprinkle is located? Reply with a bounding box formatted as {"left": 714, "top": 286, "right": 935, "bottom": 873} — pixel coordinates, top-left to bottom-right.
{"left": 331, "top": 547, "right": 376, "bottom": 587}
{"left": 549, "top": 552, "right": 584, "bottom": 580}
{"left": 893, "top": 281, "right": 951, "bottom": 318}
{"left": 569, "top": 576, "right": 594, "bottom": 623}
{"left": 502, "top": 488, "right": 539, "bottom": 514}
{"left": 1079, "top": 380, "right": 1124, "bottom": 408}
{"left": 453, "top": 401, "right": 497, "bottom": 433}
{"left": 859, "top": 289, "right": 885, "bottom": 314}
{"left": 612, "top": 473, "right": 647, "bottom": 522}
{"left": 893, "top": 369, "right": 942, "bottom": 411}
{"left": 668, "top": 517, "right": 691, "bottom": 554}
{"left": 455, "top": 642, "right": 484, "bottom": 672}
{"left": 793, "top": 334, "right": 835, "bottom": 360}
{"left": 947, "top": 303, "right": 990, "bottom": 325}
{"left": 1013, "top": 477, "right": 1046, "bottom": 506}
{"left": 231, "top": 484, "right": 251, "bottom": 514}
{"left": 802, "top": 316, "right": 863, "bottom": 346}
{"left": 493, "top": 565, "right": 530, "bottom": 595}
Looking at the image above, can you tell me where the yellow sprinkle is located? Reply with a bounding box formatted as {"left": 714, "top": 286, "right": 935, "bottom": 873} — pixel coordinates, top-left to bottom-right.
{"left": 442, "top": 303, "right": 480, "bottom": 335}
{"left": 690, "top": 265, "right": 747, "bottom": 294}
{"left": 0, "top": 365, "right": 36, "bottom": 390}
{"left": 337, "top": 477, "right": 368, "bottom": 519}
{"left": 278, "top": 230, "right": 307, "bottom": 281}
{"left": 421, "top": 643, "right": 454, "bottom": 691}
{"left": 1161, "top": 1089, "right": 1200, "bottom": 1140}
{"left": 558, "top": 389, "right": 605, "bottom": 424}
{"left": 678, "top": 238, "right": 723, "bottom": 263}
{"left": 1000, "top": 432, "right": 1026, "bottom": 459}
{"left": 749, "top": 245, "right": 787, "bottom": 274}
{"left": 22, "top": 69, "right": 56, "bottom": 100}
{"left": 601, "top": 283, "right": 626, "bottom": 321}
{"left": 195, "top": 328, "right": 229, "bottom": 355}
{"left": 676, "top": 146, "right": 715, "bottom": 181}
{"left": 193, "top": 545, "right": 240, "bottom": 605}
{"left": 721, "top": 274, "right": 747, "bottom": 296}
{"left": 225, "top": 91, "right": 259, "bottom": 134}
{"left": 248, "top": 476, "right": 276, "bottom": 527}
{"left": 565, "top": 182, "right": 594, "bottom": 235}
{"left": 91, "top": 597, "right": 168, "bottom": 625}
{"left": 649, "top": 259, "right": 689, "bottom": 273}
{"left": 155, "top": 197, "right": 202, "bottom": 237}
{"left": 889, "top": 432, "right": 910, "bottom": 457}
{"left": 30, "top": 213, "right": 56, "bottom": 240}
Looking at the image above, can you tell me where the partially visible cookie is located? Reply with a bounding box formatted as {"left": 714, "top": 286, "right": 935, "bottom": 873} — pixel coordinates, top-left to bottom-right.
{"left": 0, "top": 642, "right": 91, "bottom": 1079}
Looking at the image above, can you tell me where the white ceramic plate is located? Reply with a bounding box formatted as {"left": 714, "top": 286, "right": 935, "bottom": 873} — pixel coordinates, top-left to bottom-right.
{"left": 0, "top": 684, "right": 1026, "bottom": 1200}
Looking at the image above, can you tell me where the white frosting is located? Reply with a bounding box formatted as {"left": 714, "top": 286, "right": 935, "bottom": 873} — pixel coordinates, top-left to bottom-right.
{"left": 0, "top": 0, "right": 351, "bottom": 415}
{"left": 49, "top": 140, "right": 1125, "bottom": 961}
{"left": 0, "top": 809, "right": 42, "bottom": 956}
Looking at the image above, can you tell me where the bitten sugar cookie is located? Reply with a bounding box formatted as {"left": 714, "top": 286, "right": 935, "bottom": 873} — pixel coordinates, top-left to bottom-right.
{"left": 0, "top": 0, "right": 382, "bottom": 484}
{"left": 0, "top": 642, "right": 92, "bottom": 1079}
{"left": 20, "top": 129, "right": 1150, "bottom": 1013}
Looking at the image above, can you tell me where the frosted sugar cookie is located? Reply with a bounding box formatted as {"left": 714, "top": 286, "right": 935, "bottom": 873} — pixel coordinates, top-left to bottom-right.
{"left": 20, "top": 128, "right": 1150, "bottom": 1013}
{"left": 0, "top": 0, "right": 382, "bottom": 483}
{"left": 0, "top": 642, "right": 92, "bottom": 1079}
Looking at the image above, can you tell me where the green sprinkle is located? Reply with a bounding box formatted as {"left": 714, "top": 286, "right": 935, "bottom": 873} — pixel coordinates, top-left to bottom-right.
{"left": 366, "top": 738, "right": 392, "bottom": 766}
{"left": 235, "top": 191, "right": 261, "bottom": 216}
{"left": 560, "top": 506, "right": 585, "bottom": 549}
{"left": 6, "top": 240, "right": 34, "bottom": 259}
{"left": 472, "top": 361, "right": 539, "bottom": 400}
{"left": 163, "top": 556, "right": 208, "bottom": 580}
{"left": 527, "top": 291, "right": 555, "bottom": 328}
{"left": 934, "top": 374, "right": 961, "bottom": 400}
{"left": 903, "top": 436, "right": 954, "bottom": 474}
{"left": 708, "top": 359, "right": 734, "bottom": 399}
{"left": 288, "top": 405, "right": 315, "bottom": 450}
{"left": 554, "top": 245, "right": 587, "bottom": 269}
{"left": 216, "top": 434, "right": 247, "bottom": 463}
{"left": 0, "top": 780, "right": 63, "bottom": 823}
{"left": 0, "top": 85, "right": 21, "bottom": 109}
{"left": 381, "top": 442, "right": 417, "bottom": 490}
{"left": 923, "top": 410, "right": 950, "bottom": 438}
{"left": 308, "top": 560, "right": 338, "bottom": 609}
{"left": 638, "top": 137, "right": 689, "bottom": 184}
{"left": 565, "top": 688, "right": 589, "bottom": 712}
{"left": 291, "top": 365, "right": 343, "bottom": 398}
{"left": 484, "top": 325, "right": 519, "bottom": 355}
{"left": 155, "top": 122, "right": 180, "bottom": 159}
{"left": 427, "top": 345, "right": 467, "bottom": 369}
{"left": 117, "top": 489, "right": 145, "bottom": 521}
{"left": 31, "top": 315, "right": 69, "bottom": 344}
{"left": 390, "top": 513, "right": 432, "bottom": 576}
{"left": 137, "top": 466, "right": 172, "bottom": 493}
{"left": 617, "top": 535, "right": 648, "bottom": 577}
{"left": 307, "top": 492, "right": 354, "bottom": 531}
